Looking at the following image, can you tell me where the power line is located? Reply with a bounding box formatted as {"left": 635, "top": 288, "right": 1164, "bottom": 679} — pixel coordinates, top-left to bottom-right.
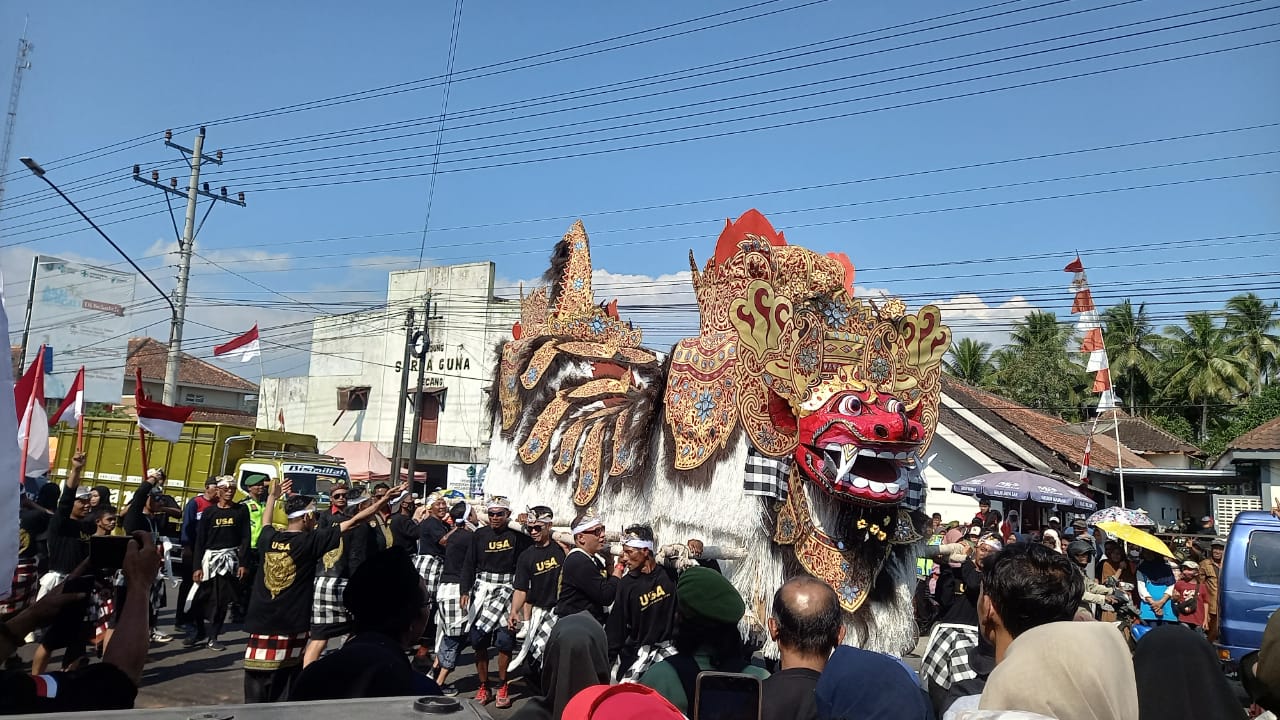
{"left": 416, "top": 0, "right": 466, "bottom": 270}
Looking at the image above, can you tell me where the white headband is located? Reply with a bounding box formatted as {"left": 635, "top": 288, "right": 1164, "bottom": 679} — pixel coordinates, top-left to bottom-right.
{"left": 979, "top": 535, "right": 1004, "bottom": 551}
{"left": 287, "top": 504, "right": 317, "bottom": 519}
{"left": 623, "top": 535, "right": 654, "bottom": 551}
{"left": 572, "top": 515, "right": 604, "bottom": 534}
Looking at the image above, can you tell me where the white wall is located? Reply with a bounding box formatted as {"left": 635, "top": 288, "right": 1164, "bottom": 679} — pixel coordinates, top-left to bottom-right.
{"left": 922, "top": 430, "right": 989, "bottom": 523}
{"left": 257, "top": 262, "right": 518, "bottom": 462}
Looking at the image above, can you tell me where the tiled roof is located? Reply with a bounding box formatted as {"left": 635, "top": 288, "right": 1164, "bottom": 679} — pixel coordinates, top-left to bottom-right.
{"left": 127, "top": 337, "right": 258, "bottom": 393}
{"left": 941, "top": 376, "right": 1153, "bottom": 476}
{"left": 1229, "top": 416, "right": 1280, "bottom": 452}
{"left": 939, "top": 405, "right": 1033, "bottom": 470}
{"left": 189, "top": 407, "right": 259, "bottom": 426}
{"left": 1107, "top": 411, "right": 1203, "bottom": 456}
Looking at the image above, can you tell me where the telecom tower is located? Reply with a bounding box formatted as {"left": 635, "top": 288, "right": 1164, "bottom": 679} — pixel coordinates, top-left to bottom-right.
{"left": 0, "top": 23, "right": 34, "bottom": 218}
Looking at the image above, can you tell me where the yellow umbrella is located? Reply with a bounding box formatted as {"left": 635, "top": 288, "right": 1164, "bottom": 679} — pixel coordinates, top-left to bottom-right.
{"left": 1096, "top": 521, "right": 1175, "bottom": 558}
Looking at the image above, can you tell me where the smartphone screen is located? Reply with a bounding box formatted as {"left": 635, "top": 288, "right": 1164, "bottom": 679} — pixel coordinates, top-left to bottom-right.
{"left": 694, "top": 672, "right": 762, "bottom": 720}
{"left": 89, "top": 535, "right": 131, "bottom": 573}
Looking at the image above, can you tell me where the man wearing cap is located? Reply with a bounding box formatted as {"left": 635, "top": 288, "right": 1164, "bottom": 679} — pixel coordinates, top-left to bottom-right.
{"left": 304, "top": 486, "right": 382, "bottom": 666}
{"left": 607, "top": 524, "right": 678, "bottom": 683}
{"left": 176, "top": 477, "right": 221, "bottom": 634}
{"left": 1201, "top": 539, "right": 1223, "bottom": 641}
{"left": 556, "top": 508, "right": 624, "bottom": 627}
{"left": 243, "top": 479, "right": 402, "bottom": 703}
{"left": 507, "top": 505, "right": 564, "bottom": 679}
{"left": 121, "top": 468, "right": 181, "bottom": 644}
{"left": 461, "top": 495, "right": 533, "bottom": 708}
{"left": 1173, "top": 560, "right": 1211, "bottom": 634}
{"left": 188, "top": 476, "right": 251, "bottom": 651}
{"left": 30, "top": 453, "right": 95, "bottom": 675}
{"left": 639, "top": 566, "right": 766, "bottom": 713}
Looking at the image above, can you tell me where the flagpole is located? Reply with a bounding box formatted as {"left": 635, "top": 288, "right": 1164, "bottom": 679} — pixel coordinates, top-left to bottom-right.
{"left": 75, "top": 366, "right": 85, "bottom": 453}
{"left": 1113, "top": 408, "right": 1126, "bottom": 509}
{"left": 137, "top": 415, "right": 150, "bottom": 477}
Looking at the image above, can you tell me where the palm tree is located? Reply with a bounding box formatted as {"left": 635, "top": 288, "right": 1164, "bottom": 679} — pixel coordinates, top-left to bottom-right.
{"left": 1224, "top": 292, "right": 1280, "bottom": 394}
{"left": 1103, "top": 300, "right": 1158, "bottom": 412}
{"left": 989, "top": 311, "right": 1087, "bottom": 416}
{"left": 944, "top": 338, "right": 994, "bottom": 385}
{"left": 1159, "top": 312, "right": 1251, "bottom": 439}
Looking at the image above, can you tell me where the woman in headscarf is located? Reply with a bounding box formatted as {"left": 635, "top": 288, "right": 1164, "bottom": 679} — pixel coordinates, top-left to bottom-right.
{"left": 1041, "top": 529, "right": 1062, "bottom": 554}
{"left": 512, "top": 613, "right": 611, "bottom": 720}
{"left": 1135, "top": 549, "right": 1177, "bottom": 626}
{"left": 816, "top": 645, "right": 933, "bottom": 720}
{"left": 1133, "top": 625, "right": 1245, "bottom": 720}
{"left": 976, "top": 621, "right": 1138, "bottom": 720}
{"left": 89, "top": 486, "right": 115, "bottom": 513}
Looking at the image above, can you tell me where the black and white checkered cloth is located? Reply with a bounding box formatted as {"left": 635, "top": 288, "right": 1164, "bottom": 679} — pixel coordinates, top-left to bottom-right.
{"left": 0, "top": 558, "right": 39, "bottom": 615}
{"left": 311, "top": 576, "right": 350, "bottom": 627}
{"left": 470, "top": 571, "right": 515, "bottom": 635}
{"left": 202, "top": 547, "right": 239, "bottom": 578}
{"left": 524, "top": 605, "right": 557, "bottom": 664}
{"left": 412, "top": 554, "right": 443, "bottom": 596}
{"left": 919, "top": 623, "right": 980, "bottom": 691}
{"left": 622, "top": 640, "right": 677, "bottom": 683}
{"left": 436, "top": 582, "right": 468, "bottom": 638}
{"left": 743, "top": 444, "right": 791, "bottom": 500}
{"left": 903, "top": 464, "right": 926, "bottom": 512}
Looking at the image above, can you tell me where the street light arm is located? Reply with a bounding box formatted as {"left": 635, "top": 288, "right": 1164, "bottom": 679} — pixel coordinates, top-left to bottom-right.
{"left": 24, "top": 162, "right": 177, "bottom": 319}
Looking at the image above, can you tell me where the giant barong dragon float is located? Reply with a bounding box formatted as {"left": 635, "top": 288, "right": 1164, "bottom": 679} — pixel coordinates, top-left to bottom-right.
{"left": 483, "top": 210, "right": 950, "bottom": 655}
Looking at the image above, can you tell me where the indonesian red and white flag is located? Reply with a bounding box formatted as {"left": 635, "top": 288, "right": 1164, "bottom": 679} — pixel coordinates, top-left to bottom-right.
{"left": 1078, "top": 434, "right": 1092, "bottom": 481}
{"left": 15, "top": 346, "right": 50, "bottom": 480}
{"left": 134, "top": 369, "right": 194, "bottom": 443}
{"left": 213, "top": 324, "right": 261, "bottom": 363}
{"left": 49, "top": 366, "right": 85, "bottom": 427}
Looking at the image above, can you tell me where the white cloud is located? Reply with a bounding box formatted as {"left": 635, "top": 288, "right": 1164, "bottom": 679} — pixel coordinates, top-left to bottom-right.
{"left": 929, "top": 293, "right": 1037, "bottom": 349}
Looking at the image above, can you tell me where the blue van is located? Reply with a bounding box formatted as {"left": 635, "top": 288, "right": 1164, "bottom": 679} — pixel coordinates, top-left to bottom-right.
{"left": 1218, "top": 510, "right": 1280, "bottom": 671}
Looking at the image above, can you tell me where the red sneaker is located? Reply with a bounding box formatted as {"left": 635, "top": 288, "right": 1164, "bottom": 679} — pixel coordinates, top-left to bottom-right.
{"left": 474, "top": 685, "right": 490, "bottom": 705}
{"left": 495, "top": 683, "right": 512, "bottom": 709}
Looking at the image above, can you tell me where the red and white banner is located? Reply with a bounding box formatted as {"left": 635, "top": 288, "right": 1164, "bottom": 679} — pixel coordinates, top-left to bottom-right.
{"left": 15, "top": 346, "right": 50, "bottom": 480}
{"left": 134, "top": 369, "right": 194, "bottom": 443}
{"left": 213, "top": 324, "right": 261, "bottom": 363}
{"left": 1078, "top": 434, "right": 1092, "bottom": 481}
{"left": 49, "top": 366, "right": 85, "bottom": 427}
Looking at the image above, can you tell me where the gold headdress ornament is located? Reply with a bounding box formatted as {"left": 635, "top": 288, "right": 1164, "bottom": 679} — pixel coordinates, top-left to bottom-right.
{"left": 571, "top": 507, "right": 605, "bottom": 534}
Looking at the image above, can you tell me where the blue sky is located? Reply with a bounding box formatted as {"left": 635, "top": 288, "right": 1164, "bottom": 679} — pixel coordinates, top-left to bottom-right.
{"left": 1, "top": 0, "right": 1278, "bottom": 381}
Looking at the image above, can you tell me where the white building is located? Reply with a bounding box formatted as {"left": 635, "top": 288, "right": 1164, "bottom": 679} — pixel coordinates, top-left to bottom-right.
{"left": 257, "top": 262, "right": 519, "bottom": 491}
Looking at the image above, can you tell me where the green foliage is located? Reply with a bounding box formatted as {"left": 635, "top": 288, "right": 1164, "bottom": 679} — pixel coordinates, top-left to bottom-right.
{"left": 1148, "top": 413, "right": 1197, "bottom": 445}
{"left": 944, "top": 338, "right": 995, "bottom": 386}
{"left": 986, "top": 311, "right": 1087, "bottom": 419}
{"left": 1202, "top": 383, "right": 1280, "bottom": 457}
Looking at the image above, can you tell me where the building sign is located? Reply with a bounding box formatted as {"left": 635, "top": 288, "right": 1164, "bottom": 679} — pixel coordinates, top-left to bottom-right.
{"left": 24, "top": 256, "right": 137, "bottom": 403}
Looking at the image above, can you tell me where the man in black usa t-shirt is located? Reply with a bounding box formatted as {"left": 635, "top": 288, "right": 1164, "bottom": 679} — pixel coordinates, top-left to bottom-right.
{"left": 507, "top": 505, "right": 564, "bottom": 672}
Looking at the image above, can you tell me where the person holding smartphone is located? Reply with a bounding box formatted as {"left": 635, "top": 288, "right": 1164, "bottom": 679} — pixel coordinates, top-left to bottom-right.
{"left": 30, "top": 453, "right": 94, "bottom": 676}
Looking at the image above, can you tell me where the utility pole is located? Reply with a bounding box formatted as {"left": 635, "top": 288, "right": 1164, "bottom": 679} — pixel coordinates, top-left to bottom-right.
{"left": 406, "top": 292, "right": 438, "bottom": 488}
{"left": 132, "top": 127, "right": 245, "bottom": 404}
{"left": 389, "top": 307, "right": 416, "bottom": 483}
{"left": 0, "top": 22, "right": 34, "bottom": 218}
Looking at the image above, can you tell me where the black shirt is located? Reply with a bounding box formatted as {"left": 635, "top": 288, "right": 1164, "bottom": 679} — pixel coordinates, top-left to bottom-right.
{"left": 388, "top": 514, "right": 419, "bottom": 553}
{"left": 440, "top": 526, "right": 473, "bottom": 585}
{"left": 761, "top": 667, "right": 820, "bottom": 720}
{"left": 18, "top": 508, "right": 50, "bottom": 560}
{"left": 513, "top": 543, "right": 565, "bottom": 608}
{"left": 290, "top": 632, "right": 441, "bottom": 701}
{"left": 555, "top": 549, "right": 618, "bottom": 622}
{"left": 47, "top": 489, "right": 92, "bottom": 574}
{"left": 606, "top": 566, "right": 677, "bottom": 660}
{"left": 194, "top": 503, "right": 251, "bottom": 568}
{"left": 0, "top": 663, "right": 138, "bottom": 713}
{"left": 461, "top": 526, "right": 532, "bottom": 595}
{"left": 246, "top": 526, "right": 342, "bottom": 635}
{"left": 695, "top": 557, "right": 723, "bottom": 574}
{"left": 316, "top": 511, "right": 379, "bottom": 579}
{"left": 937, "top": 560, "right": 982, "bottom": 627}
{"left": 122, "top": 481, "right": 176, "bottom": 540}
{"left": 418, "top": 516, "right": 450, "bottom": 558}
